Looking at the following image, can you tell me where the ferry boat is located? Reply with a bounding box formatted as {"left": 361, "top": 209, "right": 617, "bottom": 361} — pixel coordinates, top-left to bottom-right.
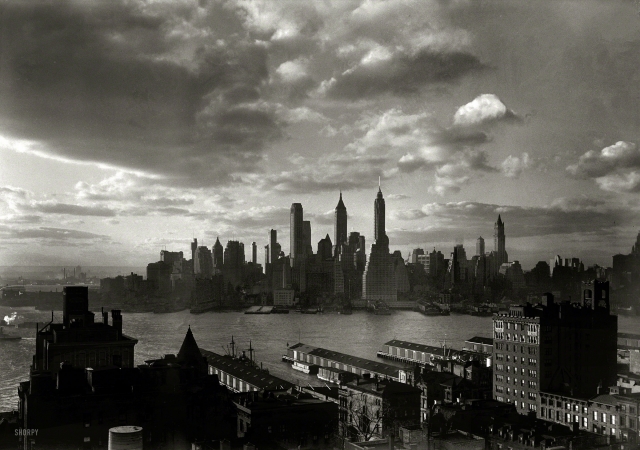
{"left": 0, "top": 327, "right": 21, "bottom": 341}
{"left": 292, "top": 360, "right": 319, "bottom": 375}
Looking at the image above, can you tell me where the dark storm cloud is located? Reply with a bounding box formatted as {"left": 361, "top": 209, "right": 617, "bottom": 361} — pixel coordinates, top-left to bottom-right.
{"left": 0, "top": 1, "right": 284, "bottom": 187}
{"left": 322, "top": 50, "right": 485, "bottom": 100}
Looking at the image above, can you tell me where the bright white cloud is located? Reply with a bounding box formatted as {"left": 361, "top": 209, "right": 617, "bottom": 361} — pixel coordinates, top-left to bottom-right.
{"left": 453, "top": 94, "right": 517, "bottom": 127}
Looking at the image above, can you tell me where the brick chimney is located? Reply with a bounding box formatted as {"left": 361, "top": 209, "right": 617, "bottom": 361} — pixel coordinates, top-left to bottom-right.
{"left": 111, "top": 310, "right": 122, "bottom": 339}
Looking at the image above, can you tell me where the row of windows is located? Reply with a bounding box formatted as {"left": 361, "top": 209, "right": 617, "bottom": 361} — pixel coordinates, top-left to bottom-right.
{"left": 494, "top": 322, "right": 539, "bottom": 332}
{"left": 541, "top": 399, "right": 588, "bottom": 413}
{"left": 494, "top": 354, "right": 536, "bottom": 365}
{"left": 494, "top": 365, "right": 537, "bottom": 378}
{"left": 593, "top": 411, "right": 616, "bottom": 425}
{"left": 493, "top": 343, "right": 537, "bottom": 355}
{"left": 494, "top": 395, "right": 536, "bottom": 412}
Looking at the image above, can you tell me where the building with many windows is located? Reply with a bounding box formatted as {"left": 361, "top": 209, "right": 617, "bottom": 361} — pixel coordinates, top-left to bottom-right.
{"left": 493, "top": 285, "right": 617, "bottom": 417}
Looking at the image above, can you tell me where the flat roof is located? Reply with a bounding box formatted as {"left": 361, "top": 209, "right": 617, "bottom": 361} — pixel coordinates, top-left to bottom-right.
{"left": 308, "top": 347, "right": 401, "bottom": 378}
{"left": 465, "top": 336, "right": 494, "bottom": 346}
{"left": 384, "top": 339, "right": 446, "bottom": 355}
{"left": 292, "top": 343, "right": 402, "bottom": 378}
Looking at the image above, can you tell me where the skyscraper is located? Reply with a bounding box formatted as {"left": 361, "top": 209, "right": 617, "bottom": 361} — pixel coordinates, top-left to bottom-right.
{"left": 476, "top": 236, "right": 485, "bottom": 256}
{"left": 494, "top": 215, "right": 508, "bottom": 266}
{"left": 374, "top": 186, "right": 388, "bottom": 247}
{"left": 194, "top": 246, "right": 213, "bottom": 277}
{"left": 268, "top": 229, "right": 280, "bottom": 264}
{"left": 251, "top": 242, "right": 257, "bottom": 264}
{"left": 363, "top": 185, "right": 396, "bottom": 301}
{"left": 191, "top": 238, "right": 198, "bottom": 275}
{"left": 290, "top": 203, "right": 304, "bottom": 266}
{"left": 334, "top": 192, "right": 347, "bottom": 256}
{"left": 223, "top": 240, "right": 245, "bottom": 288}
{"left": 213, "top": 237, "right": 224, "bottom": 270}
{"left": 303, "top": 220, "right": 313, "bottom": 256}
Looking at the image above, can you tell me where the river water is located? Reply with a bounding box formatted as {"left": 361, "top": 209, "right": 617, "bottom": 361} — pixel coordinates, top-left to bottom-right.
{"left": 1, "top": 306, "right": 638, "bottom": 412}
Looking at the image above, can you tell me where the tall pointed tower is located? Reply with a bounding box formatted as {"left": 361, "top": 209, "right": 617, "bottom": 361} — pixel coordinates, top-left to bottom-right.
{"left": 334, "top": 192, "right": 347, "bottom": 257}
{"left": 363, "top": 184, "right": 395, "bottom": 302}
{"left": 494, "top": 215, "right": 507, "bottom": 267}
{"left": 374, "top": 184, "right": 388, "bottom": 248}
{"left": 213, "top": 237, "right": 224, "bottom": 269}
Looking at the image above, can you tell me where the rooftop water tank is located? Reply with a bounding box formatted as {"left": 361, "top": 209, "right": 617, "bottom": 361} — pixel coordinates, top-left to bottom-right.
{"left": 108, "top": 426, "right": 143, "bottom": 450}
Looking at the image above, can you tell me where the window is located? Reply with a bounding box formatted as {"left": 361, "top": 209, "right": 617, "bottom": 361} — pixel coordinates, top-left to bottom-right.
{"left": 583, "top": 417, "right": 588, "bottom": 428}
{"left": 611, "top": 415, "right": 616, "bottom": 425}
{"left": 602, "top": 413, "right": 607, "bottom": 423}
{"left": 594, "top": 411, "right": 598, "bottom": 421}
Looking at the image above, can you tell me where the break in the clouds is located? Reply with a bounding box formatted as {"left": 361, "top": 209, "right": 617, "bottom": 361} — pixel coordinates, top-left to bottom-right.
{"left": 567, "top": 141, "right": 640, "bottom": 193}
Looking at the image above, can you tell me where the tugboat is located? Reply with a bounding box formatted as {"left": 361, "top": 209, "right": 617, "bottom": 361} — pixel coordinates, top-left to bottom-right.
{"left": 0, "top": 327, "right": 21, "bottom": 341}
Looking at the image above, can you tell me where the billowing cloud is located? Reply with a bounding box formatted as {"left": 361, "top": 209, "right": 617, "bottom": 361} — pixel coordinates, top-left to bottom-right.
{"left": 567, "top": 141, "right": 640, "bottom": 193}
{"left": 567, "top": 141, "right": 640, "bottom": 178}
{"left": 453, "top": 94, "right": 521, "bottom": 127}
{"left": 501, "top": 153, "right": 531, "bottom": 178}
{"left": 595, "top": 172, "right": 640, "bottom": 193}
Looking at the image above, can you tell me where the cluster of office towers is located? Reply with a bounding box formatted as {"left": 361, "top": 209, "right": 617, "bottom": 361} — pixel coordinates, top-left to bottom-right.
{"left": 406, "top": 214, "right": 522, "bottom": 295}
{"left": 152, "top": 187, "right": 518, "bottom": 302}
{"left": 264, "top": 187, "right": 404, "bottom": 302}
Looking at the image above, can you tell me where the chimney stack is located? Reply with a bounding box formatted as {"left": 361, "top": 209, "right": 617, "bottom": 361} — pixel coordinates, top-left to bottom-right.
{"left": 111, "top": 310, "right": 122, "bottom": 339}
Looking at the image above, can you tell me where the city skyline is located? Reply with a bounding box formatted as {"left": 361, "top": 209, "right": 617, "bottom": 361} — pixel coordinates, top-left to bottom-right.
{"left": 1, "top": 1, "right": 640, "bottom": 268}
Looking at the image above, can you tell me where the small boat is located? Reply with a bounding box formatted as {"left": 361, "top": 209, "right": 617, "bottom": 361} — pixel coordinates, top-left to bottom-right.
{"left": 0, "top": 327, "right": 21, "bottom": 341}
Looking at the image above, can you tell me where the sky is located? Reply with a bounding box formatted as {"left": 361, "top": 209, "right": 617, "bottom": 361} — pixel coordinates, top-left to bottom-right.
{"left": 1, "top": 0, "right": 640, "bottom": 270}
